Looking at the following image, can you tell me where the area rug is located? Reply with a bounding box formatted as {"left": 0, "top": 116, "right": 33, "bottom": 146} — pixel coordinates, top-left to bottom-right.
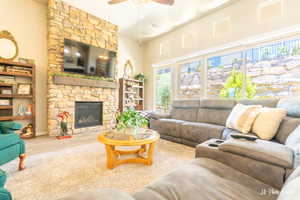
{"left": 1, "top": 135, "right": 194, "bottom": 200}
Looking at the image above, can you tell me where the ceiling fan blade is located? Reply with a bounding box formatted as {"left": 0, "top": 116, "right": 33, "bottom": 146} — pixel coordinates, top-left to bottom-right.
{"left": 152, "top": 0, "right": 174, "bottom": 5}
{"left": 108, "top": 0, "right": 128, "bottom": 4}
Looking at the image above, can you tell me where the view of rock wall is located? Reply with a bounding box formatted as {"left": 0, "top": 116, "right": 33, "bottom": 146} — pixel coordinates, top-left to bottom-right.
{"left": 207, "top": 37, "right": 300, "bottom": 99}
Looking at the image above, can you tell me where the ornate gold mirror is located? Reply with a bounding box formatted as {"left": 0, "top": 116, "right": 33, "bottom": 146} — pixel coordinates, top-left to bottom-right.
{"left": 0, "top": 31, "right": 19, "bottom": 61}
{"left": 124, "top": 60, "right": 134, "bottom": 78}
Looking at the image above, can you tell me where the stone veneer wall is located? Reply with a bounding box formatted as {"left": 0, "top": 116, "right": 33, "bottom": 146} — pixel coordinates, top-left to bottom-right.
{"left": 47, "top": 0, "right": 118, "bottom": 136}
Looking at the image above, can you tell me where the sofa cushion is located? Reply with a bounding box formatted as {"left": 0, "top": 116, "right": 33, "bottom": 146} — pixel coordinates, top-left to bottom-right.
{"left": 275, "top": 116, "right": 300, "bottom": 144}
{"left": 197, "top": 108, "right": 232, "bottom": 126}
{"left": 181, "top": 122, "right": 224, "bottom": 143}
{"left": 285, "top": 125, "right": 300, "bottom": 149}
{"left": 152, "top": 119, "right": 185, "bottom": 138}
{"left": 219, "top": 139, "right": 294, "bottom": 168}
{"left": 226, "top": 104, "right": 262, "bottom": 133}
{"left": 277, "top": 97, "right": 300, "bottom": 117}
{"left": 200, "top": 99, "right": 236, "bottom": 109}
{"left": 278, "top": 165, "right": 300, "bottom": 200}
{"left": 238, "top": 99, "right": 279, "bottom": 108}
{"left": 58, "top": 189, "right": 134, "bottom": 200}
{"left": 172, "top": 100, "right": 200, "bottom": 108}
{"left": 196, "top": 139, "right": 285, "bottom": 189}
{"left": 133, "top": 158, "right": 277, "bottom": 200}
{"left": 252, "top": 108, "right": 287, "bottom": 140}
{"left": 222, "top": 128, "right": 243, "bottom": 140}
{"left": 0, "top": 133, "right": 21, "bottom": 151}
{"left": 170, "top": 108, "right": 198, "bottom": 122}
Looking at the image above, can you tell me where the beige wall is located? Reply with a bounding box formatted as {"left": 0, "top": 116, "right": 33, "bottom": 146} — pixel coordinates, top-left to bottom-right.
{"left": 0, "top": 0, "right": 144, "bottom": 135}
{"left": 0, "top": 0, "right": 48, "bottom": 135}
{"left": 118, "top": 36, "right": 144, "bottom": 78}
{"left": 143, "top": 0, "right": 300, "bottom": 109}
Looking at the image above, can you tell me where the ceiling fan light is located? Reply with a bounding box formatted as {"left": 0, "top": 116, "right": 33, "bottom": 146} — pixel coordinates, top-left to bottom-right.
{"left": 133, "top": 0, "right": 150, "bottom": 4}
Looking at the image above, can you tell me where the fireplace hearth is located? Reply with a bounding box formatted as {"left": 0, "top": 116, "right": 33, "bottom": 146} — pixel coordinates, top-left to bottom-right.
{"left": 75, "top": 102, "right": 103, "bottom": 129}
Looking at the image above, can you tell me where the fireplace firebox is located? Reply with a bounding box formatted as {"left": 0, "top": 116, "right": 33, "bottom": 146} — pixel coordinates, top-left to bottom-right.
{"left": 75, "top": 101, "right": 103, "bottom": 129}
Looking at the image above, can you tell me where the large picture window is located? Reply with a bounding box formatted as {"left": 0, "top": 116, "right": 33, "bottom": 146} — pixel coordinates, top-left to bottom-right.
{"left": 178, "top": 60, "right": 202, "bottom": 98}
{"left": 246, "top": 38, "right": 300, "bottom": 98}
{"left": 153, "top": 36, "right": 300, "bottom": 110}
{"left": 155, "top": 67, "right": 172, "bottom": 112}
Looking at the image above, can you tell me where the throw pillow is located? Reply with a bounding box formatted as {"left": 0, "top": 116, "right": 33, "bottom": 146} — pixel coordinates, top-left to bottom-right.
{"left": 226, "top": 104, "right": 262, "bottom": 133}
{"left": 252, "top": 108, "right": 287, "bottom": 140}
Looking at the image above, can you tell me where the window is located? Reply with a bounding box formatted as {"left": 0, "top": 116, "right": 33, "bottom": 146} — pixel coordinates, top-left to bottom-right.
{"left": 155, "top": 67, "right": 172, "bottom": 112}
{"left": 246, "top": 37, "right": 300, "bottom": 98}
{"left": 207, "top": 51, "right": 243, "bottom": 98}
{"left": 178, "top": 60, "right": 202, "bottom": 98}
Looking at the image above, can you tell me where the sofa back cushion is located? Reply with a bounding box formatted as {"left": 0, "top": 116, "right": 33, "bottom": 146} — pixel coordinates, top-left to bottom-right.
{"left": 275, "top": 117, "right": 300, "bottom": 144}
{"left": 197, "top": 99, "right": 236, "bottom": 126}
{"left": 170, "top": 100, "right": 200, "bottom": 121}
{"left": 277, "top": 97, "right": 300, "bottom": 117}
{"left": 238, "top": 99, "right": 279, "bottom": 107}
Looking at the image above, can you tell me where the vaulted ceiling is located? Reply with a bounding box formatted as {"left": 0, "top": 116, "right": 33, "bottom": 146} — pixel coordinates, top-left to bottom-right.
{"left": 40, "top": 0, "right": 237, "bottom": 41}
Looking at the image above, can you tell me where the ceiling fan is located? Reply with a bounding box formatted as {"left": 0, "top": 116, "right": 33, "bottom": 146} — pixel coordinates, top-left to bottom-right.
{"left": 108, "top": 0, "right": 175, "bottom": 6}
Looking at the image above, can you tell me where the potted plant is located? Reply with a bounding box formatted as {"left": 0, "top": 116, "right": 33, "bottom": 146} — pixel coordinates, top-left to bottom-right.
{"left": 134, "top": 73, "right": 146, "bottom": 82}
{"left": 116, "top": 109, "right": 149, "bottom": 134}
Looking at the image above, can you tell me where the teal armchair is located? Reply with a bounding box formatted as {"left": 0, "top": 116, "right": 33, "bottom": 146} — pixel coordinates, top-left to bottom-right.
{"left": 0, "top": 169, "right": 12, "bottom": 200}
{"left": 0, "top": 122, "right": 26, "bottom": 171}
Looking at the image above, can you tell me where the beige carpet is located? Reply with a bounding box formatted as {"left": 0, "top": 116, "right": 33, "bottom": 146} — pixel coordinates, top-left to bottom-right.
{"left": 1, "top": 133, "right": 194, "bottom": 200}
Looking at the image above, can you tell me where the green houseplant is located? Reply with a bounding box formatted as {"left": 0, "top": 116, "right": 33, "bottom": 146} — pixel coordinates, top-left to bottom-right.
{"left": 220, "top": 69, "right": 256, "bottom": 100}
{"left": 116, "top": 109, "right": 149, "bottom": 133}
{"left": 134, "top": 73, "right": 146, "bottom": 82}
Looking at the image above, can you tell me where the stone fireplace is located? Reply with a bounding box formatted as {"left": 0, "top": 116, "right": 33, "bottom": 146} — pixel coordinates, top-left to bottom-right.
{"left": 75, "top": 102, "right": 103, "bottom": 129}
{"left": 47, "top": 0, "right": 118, "bottom": 136}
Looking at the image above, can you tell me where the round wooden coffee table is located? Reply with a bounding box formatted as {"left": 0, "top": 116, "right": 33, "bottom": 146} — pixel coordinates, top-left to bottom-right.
{"left": 98, "top": 128, "right": 160, "bottom": 169}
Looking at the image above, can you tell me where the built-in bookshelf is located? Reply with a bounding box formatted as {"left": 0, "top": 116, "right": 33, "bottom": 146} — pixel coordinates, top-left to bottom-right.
{"left": 0, "top": 59, "right": 36, "bottom": 139}
{"left": 119, "top": 78, "right": 144, "bottom": 112}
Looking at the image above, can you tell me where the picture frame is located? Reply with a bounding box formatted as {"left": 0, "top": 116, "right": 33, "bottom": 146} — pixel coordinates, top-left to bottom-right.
{"left": 0, "top": 99, "right": 10, "bottom": 106}
{"left": 17, "top": 83, "right": 31, "bottom": 95}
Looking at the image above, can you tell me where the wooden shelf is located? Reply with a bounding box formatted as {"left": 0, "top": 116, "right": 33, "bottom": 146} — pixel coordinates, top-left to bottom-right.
{"left": 0, "top": 59, "right": 34, "bottom": 68}
{"left": 0, "top": 106, "right": 13, "bottom": 110}
{"left": 0, "top": 115, "right": 33, "bottom": 121}
{"left": 0, "top": 83, "right": 13, "bottom": 87}
{"left": 119, "top": 78, "right": 144, "bottom": 112}
{"left": 0, "top": 59, "right": 36, "bottom": 138}
{"left": 0, "top": 71, "right": 32, "bottom": 77}
{"left": 0, "top": 94, "right": 33, "bottom": 98}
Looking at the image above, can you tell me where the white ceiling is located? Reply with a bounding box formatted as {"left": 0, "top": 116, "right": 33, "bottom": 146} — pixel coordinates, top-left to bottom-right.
{"left": 45, "top": 0, "right": 237, "bottom": 41}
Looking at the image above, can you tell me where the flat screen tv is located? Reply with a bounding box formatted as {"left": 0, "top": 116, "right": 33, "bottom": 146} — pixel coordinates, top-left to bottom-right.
{"left": 63, "top": 39, "right": 117, "bottom": 78}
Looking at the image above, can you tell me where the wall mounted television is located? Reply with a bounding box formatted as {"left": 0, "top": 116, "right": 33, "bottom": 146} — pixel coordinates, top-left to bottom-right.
{"left": 63, "top": 38, "right": 117, "bottom": 78}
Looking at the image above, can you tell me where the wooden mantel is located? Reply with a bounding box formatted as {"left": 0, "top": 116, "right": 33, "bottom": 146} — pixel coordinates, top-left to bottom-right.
{"left": 53, "top": 75, "right": 118, "bottom": 89}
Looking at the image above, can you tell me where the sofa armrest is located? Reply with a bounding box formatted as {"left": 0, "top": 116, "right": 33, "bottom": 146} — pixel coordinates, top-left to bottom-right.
{"left": 148, "top": 112, "right": 171, "bottom": 120}
{"left": 58, "top": 189, "right": 135, "bottom": 200}
{"left": 219, "top": 139, "right": 294, "bottom": 168}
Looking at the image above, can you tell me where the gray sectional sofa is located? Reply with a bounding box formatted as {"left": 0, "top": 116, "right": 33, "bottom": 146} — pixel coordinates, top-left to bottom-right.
{"left": 149, "top": 98, "right": 300, "bottom": 189}
{"left": 60, "top": 98, "right": 300, "bottom": 200}
{"left": 150, "top": 99, "right": 300, "bottom": 146}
